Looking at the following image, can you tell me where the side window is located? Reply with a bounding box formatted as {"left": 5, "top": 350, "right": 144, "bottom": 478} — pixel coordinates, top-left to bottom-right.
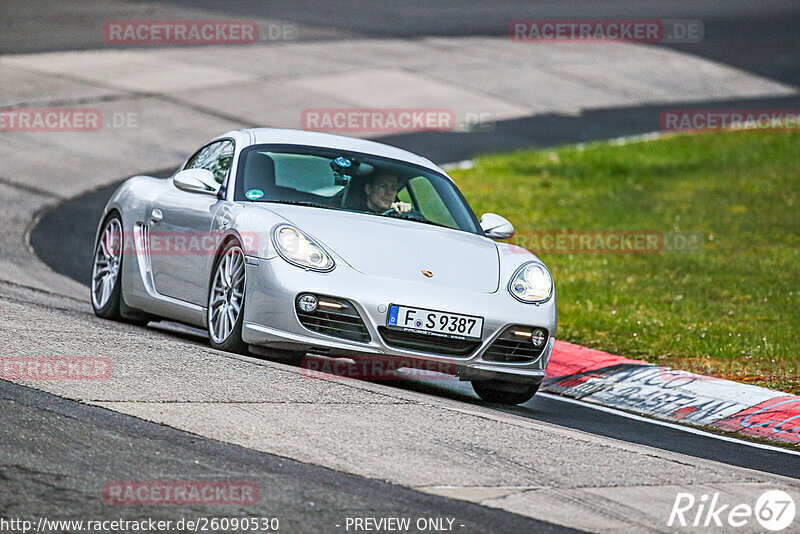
{"left": 396, "top": 186, "right": 412, "bottom": 204}
{"left": 185, "top": 140, "right": 234, "bottom": 184}
{"left": 272, "top": 153, "right": 345, "bottom": 197}
{"left": 407, "top": 176, "right": 457, "bottom": 228}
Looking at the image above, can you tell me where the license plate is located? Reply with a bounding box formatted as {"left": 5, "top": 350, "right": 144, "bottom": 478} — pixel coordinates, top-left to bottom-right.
{"left": 386, "top": 304, "right": 483, "bottom": 340}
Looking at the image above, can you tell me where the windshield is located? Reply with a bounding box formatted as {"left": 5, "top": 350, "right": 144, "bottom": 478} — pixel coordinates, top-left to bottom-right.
{"left": 233, "top": 145, "right": 480, "bottom": 234}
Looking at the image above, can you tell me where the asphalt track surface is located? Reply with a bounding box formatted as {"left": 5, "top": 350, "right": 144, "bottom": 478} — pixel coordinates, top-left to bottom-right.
{"left": 0, "top": 379, "right": 580, "bottom": 533}
{"left": 5, "top": 1, "right": 800, "bottom": 531}
{"left": 170, "top": 0, "right": 800, "bottom": 87}
{"left": 2, "top": 1, "right": 798, "bottom": 87}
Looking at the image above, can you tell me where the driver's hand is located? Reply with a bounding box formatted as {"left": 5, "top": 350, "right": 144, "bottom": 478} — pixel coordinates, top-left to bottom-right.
{"left": 391, "top": 201, "right": 412, "bottom": 213}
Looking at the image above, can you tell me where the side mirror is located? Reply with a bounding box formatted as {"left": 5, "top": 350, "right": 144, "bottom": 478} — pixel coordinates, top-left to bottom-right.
{"left": 173, "top": 168, "right": 220, "bottom": 196}
{"left": 480, "top": 213, "right": 515, "bottom": 240}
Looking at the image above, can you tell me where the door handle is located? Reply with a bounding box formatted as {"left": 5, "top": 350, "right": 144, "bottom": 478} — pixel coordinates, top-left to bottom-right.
{"left": 150, "top": 208, "right": 163, "bottom": 225}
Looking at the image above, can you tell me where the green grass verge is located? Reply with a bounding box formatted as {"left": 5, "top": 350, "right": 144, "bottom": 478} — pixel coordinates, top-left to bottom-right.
{"left": 448, "top": 131, "right": 800, "bottom": 394}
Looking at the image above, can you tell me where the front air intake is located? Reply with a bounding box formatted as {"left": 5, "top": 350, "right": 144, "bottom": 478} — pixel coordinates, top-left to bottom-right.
{"left": 295, "top": 294, "right": 371, "bottom": 343}
{"left": 481, "top": 326, "right": 548, "bottom": 363}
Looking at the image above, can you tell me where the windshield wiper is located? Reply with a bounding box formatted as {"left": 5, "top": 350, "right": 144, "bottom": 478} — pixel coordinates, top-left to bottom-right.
{"left": 382, "top": 211, "right": 451, "bottom": 230}
{"left": 258, "top": 199, "right": 334, "bottom": 210}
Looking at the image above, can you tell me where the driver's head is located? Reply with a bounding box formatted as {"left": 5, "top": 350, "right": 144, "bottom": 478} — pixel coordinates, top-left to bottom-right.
{"left": 365, "top": 172, "right": 400, "bottom": 212}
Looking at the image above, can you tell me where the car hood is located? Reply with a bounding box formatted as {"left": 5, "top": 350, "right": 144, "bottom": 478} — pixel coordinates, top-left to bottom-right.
{"left": 259, "top": 204, "right": 500, "bottom": 293}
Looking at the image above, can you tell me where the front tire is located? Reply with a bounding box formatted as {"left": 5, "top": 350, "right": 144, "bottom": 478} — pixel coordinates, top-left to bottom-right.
{"left": 471, "top": 379, "right": 540, "bottom": 405}
{"left": 207, "top": 240, "right": 248, "bottom": 354}
{"left": 91, "top": 214, "right": 124, "bottom": 320}
{"left": 90, "top": 213, "right": 152, "bottom": 325}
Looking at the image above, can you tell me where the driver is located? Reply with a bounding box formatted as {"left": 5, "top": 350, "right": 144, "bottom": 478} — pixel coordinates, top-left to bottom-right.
{"left": 364, "top": 172, "right": 412, "bottom": 214}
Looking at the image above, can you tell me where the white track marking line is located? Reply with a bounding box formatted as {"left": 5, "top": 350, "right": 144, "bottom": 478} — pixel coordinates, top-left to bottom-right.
{"left": 538, "top": 392, "right": 800, "bottom": 457}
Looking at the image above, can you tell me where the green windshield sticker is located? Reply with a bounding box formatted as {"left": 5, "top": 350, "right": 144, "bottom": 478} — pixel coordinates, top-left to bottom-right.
{"left": 245, "top": 189, "right": 264, "bottom": 200}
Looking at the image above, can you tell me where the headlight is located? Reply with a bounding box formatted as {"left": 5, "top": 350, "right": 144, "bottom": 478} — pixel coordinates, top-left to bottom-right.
{"left": 272, "top": 224, "right": 334, "bottom": 272}
{"left": 508, "top": 262, "right": 553, "bottom": 303}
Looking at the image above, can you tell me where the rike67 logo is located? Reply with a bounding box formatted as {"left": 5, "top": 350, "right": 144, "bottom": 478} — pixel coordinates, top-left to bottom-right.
{"left": 668, "top": 490, "right": 795, "bottom": 531}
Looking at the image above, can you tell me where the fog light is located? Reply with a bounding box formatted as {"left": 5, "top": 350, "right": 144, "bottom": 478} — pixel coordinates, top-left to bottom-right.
{"left": 531, "top": 328, "right": 547, "bottom": 347}
{"left": 297, "top": 294, "right": 318, "bottom": 312}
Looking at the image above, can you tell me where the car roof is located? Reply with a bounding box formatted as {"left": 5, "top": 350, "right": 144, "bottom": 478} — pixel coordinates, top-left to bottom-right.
{"left": 213, "top": 128, "right": 446, "bottom": 176}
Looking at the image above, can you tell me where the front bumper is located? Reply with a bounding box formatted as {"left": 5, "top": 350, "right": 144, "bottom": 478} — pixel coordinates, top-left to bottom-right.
{"left": 241, "top": 256, "right": 557, "bottom": 382}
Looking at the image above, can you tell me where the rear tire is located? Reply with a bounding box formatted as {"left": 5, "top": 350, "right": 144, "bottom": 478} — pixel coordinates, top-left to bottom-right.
{"left": 471, "top": 379, "right": 540, "bottom": 405}
{"left": 207, "top": 240, "right": 248, "bottom": 354}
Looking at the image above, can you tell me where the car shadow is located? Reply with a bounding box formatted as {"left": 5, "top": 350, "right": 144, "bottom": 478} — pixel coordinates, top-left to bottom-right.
{"left": 146, "top": 320, "right": 547, "bottom": 413}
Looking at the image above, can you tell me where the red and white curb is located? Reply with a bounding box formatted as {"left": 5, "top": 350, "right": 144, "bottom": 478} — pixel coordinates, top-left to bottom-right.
{"left": 544, "top": 340, "right": 800, "bottom": 447}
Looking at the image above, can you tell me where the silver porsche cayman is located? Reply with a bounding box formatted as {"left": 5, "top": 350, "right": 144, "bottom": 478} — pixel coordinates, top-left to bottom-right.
{"left": 91, "top": 128, "right": 556, "bottom": 404}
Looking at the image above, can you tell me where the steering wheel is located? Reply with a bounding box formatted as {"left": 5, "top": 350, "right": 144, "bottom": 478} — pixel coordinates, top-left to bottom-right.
{"left": 382, "top": 208, "right": 426, "bottom": 220}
